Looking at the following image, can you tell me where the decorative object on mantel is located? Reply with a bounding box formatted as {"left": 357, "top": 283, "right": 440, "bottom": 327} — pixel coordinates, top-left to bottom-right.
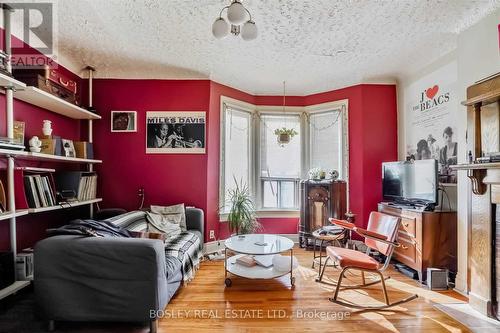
{"left": 28, "top": 136, "right": 42, "bottom": 153}
{"left": 212, "top": 0, "right": 257, "bottom": 41}
{"left": 42, "top": 120, "right": 52, "bottom": 137}
{"left": 450, "top": 72, "right": 500, "bottom": 195}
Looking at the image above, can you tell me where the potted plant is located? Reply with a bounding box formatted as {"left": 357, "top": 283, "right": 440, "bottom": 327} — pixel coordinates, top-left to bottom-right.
{"left": 226, "top": 177, "right": 261, "bottom": 235}
{"left": 274, "top": 127, "right": 298, "bottom": 146}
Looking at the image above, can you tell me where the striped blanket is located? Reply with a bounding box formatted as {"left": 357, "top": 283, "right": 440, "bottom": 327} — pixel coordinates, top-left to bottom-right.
{"left": 106, "top": 210, "right": 201, "bottom": 282}
{"left": 164, "top": 231, "right": 201, "bottom": 282}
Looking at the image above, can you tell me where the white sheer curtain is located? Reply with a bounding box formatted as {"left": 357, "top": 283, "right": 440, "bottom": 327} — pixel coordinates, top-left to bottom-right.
{"left": 221, "top": 105, "right": 252, "bottom": 211}
{"left": 309, "top": 109, "right": 343, "bottom": 177}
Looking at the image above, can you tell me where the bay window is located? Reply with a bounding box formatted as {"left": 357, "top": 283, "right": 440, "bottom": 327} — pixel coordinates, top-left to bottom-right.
{"left": 259, "top": 114, "right": 302, "bottom": 209}
{"left": 220, "top": 105, "right": 253, "bottom": 213}
{"left": 309, "top": 109, "right": 344, "bottom": 178}
{"left": 220, "top": 99, "right": 348, "bottom": 216}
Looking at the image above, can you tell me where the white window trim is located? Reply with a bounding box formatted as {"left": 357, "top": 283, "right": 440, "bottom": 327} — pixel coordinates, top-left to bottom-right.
{"left": 219, "top": 97, "right": 256, "bottom": 214}
{"left": 219, "top": 96, "right": 349, "bottom": 219}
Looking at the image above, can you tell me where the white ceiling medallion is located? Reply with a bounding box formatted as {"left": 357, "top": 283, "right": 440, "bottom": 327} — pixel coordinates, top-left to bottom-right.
{"left": 212, "top": 0, "right": 257, "bottom": 41}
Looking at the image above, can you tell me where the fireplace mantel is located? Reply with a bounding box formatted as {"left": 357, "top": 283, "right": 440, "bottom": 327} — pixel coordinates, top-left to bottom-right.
{"left": 459, "top": 73, "right": 500, "bottom": 319}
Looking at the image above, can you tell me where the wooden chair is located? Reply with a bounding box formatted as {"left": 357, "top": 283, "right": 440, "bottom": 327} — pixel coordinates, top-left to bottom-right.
{"left": 317, "top": 211, "right": 418, "bottom": 309}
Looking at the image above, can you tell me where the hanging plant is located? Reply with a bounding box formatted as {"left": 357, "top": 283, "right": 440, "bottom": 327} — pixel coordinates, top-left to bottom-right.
{"left": 274, "top": 127, "right": 298, "bottom": 146}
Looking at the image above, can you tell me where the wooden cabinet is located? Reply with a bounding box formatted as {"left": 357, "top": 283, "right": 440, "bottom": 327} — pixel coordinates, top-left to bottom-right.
{"left": 299, "top": 180, "right": 347, "bottom": 247}
{"left": 378, "top": 203, "right": 457, "bottom": 281}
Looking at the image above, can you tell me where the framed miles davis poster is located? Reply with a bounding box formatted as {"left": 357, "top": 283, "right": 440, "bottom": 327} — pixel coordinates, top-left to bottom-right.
{"left": 146, "top": 111, "right": 206, "bottom": 154}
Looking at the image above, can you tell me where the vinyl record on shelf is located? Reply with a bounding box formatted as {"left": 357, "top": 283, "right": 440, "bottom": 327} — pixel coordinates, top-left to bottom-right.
{"left": 0, "top": 179, "right": 6, "bottom": 213}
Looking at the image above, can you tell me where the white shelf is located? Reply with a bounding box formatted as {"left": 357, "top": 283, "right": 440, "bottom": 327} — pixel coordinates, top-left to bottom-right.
{"left": 0, "top": 210, "right": 29, "bottom": 222}
{"left": 0, "top": 72, "right": 26, "bottom": 90}
{"left": 25, "top": 198, "right": 102, "bottom": 214}
{"left": 0, "top": 280, "right": 30, "bottom": 300}
{"left": 0, "top": 148, "right": 102, "bottom": 164}
{"left": 14, "top": 86, "right": 101, "bottom": 120}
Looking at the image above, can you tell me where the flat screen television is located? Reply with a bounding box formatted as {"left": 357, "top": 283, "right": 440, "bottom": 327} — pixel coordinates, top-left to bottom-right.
{"left": 382, "top": 159, "right": 438, "bottom": 204}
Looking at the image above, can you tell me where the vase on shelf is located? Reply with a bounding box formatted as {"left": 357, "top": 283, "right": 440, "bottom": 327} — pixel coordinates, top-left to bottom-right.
{"left": 42, "top": 120, "right": 53, "bottom": 137}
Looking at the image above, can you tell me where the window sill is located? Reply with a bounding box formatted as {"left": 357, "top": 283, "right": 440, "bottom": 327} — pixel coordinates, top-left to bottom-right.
{"left": 219, "top": 210, "right": 300, "bottom": 222}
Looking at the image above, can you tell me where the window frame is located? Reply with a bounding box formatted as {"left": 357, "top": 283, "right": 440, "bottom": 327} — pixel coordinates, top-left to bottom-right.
{"left": 219, "top": 96, "right": 349, "bottom": 219}
{"left": 255, "top": 108, "right": 304, "bottom": 211}
{"left": 306, "top": 104, "right": 349, "bottom": 181}
{"left": 219, "top": 99, "right": 255, "bottom": 214}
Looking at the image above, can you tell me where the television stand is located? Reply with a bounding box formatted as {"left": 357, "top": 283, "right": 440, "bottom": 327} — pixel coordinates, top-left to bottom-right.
{"left": 378, "top": 202, "right": 457, "bottom": 282}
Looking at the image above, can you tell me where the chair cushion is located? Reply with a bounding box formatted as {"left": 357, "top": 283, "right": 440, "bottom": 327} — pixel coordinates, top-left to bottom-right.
{"left": 326, "top": 246, "right": 380, "bottom": 270}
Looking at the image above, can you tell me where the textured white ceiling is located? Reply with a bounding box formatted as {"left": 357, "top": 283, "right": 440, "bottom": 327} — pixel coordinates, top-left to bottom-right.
{"left": 48, "top": 0, "right": 500, "bottom": 95}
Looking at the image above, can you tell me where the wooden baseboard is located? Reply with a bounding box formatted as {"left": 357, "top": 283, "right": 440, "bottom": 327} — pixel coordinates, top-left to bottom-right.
{"left": 469, "top": 292, "right": 492, "bottom": 316}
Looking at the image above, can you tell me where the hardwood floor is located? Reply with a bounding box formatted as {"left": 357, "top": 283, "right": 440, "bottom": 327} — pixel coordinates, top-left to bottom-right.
{"left": 162, "top": 247, "right": 470, "bottom": 332}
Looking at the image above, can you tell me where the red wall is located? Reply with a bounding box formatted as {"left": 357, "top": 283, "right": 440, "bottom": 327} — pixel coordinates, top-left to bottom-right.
{"left": 306, "top": 85, "right": 398, "bottom": 228}
{"left": 92, "top": 79, "right": 211, "bottom": 221}
{"left": 91, "top": 80, "right": 397, "bottom": 242}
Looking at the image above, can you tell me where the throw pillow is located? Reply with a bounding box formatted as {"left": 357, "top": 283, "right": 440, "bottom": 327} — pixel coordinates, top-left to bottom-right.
{"left": 150, "top": 203, "right": 187, "bottom": 231}
{"left": 145, "top": 211, "right": 182, "bottom": 239}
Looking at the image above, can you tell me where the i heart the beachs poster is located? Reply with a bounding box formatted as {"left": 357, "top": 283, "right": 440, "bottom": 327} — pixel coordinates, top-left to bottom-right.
{"left": 405, "top": 61, "right": 458, "bottom": 183}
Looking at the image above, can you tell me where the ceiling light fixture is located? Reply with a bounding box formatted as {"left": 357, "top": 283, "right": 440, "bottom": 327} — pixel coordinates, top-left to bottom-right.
{"left": 212, "top": 0, "right": 257, "bottom": 41}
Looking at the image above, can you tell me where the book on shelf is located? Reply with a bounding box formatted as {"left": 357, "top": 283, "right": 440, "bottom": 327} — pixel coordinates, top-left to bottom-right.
{"left": 74, "top": 141, "right": 94, "bottom": 159}
{"left": 22, "top": 174, "right": 56, "bottom": 209}
{"left": 0, "top": 168, "right": 57, "bottom": 210}
{"left": 16, "top": 252, "right": 33, "bottom": 281}
{"left": 0, "top": 179, "right": 5, "bottom": 213}
{"left": 55, "top": 171, "right": 98, "bottom": 203}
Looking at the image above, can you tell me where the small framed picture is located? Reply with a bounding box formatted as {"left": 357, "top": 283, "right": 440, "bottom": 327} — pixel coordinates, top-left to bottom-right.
{"left": 61, "top": 139, "right": 75, "bottom": 158}
{"left": 111, "top": 111, "right": 137, "bottom": 132}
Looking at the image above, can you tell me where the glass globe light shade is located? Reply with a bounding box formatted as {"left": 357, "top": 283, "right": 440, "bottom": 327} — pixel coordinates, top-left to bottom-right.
{"left": 227, "top": 0, "right": 247, "bottom": 25}
{"left": 212, "top": 17, "right": 229, "bottom": 39}
{"left": 241, "top": 20, "right": 257, "bottom": 40}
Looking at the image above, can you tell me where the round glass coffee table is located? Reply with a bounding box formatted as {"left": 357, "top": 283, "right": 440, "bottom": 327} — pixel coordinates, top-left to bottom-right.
{"left": 224, "top": 234, "right": 295, "bottom": 287}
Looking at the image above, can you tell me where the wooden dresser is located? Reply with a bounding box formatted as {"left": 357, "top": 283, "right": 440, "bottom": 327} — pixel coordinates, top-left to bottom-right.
{"left": 378, "top": 203, "right": 457, "bottom": 282}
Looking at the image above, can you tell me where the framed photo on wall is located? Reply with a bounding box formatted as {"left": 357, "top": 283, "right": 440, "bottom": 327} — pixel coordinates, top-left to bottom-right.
{"left": 111, "top": 111, "right": 137, "bottom": 132}
{"left": 146, "top": 111, "right": 205, "bottom": 154}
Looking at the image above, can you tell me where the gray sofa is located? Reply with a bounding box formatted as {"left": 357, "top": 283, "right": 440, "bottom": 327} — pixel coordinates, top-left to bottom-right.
{"left": 34, "top": 207, "right": 204, "bottom": 332}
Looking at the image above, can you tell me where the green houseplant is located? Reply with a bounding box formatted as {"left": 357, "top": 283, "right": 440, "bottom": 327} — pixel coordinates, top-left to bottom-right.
{"left": 226, "top": 177, "right": 261, "bottom": 235}
{"left": 274, "top": 127, "right": 298, "bottom": 146}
